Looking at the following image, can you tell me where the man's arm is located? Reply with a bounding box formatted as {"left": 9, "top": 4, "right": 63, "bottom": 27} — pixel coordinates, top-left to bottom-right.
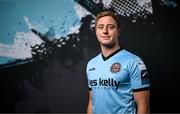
{"left": 133, "top": 90, "right": 150, "bottom": 114}
{"left": 87, "top": 91, "right": 92, "bottom": 114}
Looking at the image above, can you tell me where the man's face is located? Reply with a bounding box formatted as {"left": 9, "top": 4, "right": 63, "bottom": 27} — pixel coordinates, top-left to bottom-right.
{"left": 95, "top": 16, "right": 119, "bottom": 48}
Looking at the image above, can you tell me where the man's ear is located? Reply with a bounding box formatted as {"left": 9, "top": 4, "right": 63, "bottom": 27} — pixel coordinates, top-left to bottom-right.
{"left": 118, "top": 28, "right": 121, "bottom": 35}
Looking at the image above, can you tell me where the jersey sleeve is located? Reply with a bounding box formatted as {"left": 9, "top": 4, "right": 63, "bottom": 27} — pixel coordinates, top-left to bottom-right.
{"left": 86, "top": 62, "right": 92, "bottom": 91}
{"left": 128, "top": 58, "right": 150, "bottom": 92}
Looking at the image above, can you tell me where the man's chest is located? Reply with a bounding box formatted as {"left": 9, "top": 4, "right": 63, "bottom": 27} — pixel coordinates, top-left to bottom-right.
{"left": 88, "top": 61, "right": 131, "bottom": 89}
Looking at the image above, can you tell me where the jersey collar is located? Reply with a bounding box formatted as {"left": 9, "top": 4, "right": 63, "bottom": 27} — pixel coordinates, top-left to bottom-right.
{"left": 101, "top": 46, "right": 124, "bottom": 61}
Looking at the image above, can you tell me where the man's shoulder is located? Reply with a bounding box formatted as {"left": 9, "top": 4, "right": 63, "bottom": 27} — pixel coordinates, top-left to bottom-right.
{"left": 120, "top": 49, "right": 142, "bottom": 62}
{"left": 89, "top": 53, "right": 101, "bottom": 62}
{"left": 87, "top": 53, "right": 101, "bottom": 66}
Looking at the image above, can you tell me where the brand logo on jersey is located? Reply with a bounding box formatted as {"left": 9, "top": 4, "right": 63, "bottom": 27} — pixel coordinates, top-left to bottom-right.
{"left": 110, "top": 63, "right": 121, "bottom": 73}
{"left": 89, "top": 78, "right": 120, "bottom": 90}
{"left": 89, "top": 67, "right": 95, "bottom": 71}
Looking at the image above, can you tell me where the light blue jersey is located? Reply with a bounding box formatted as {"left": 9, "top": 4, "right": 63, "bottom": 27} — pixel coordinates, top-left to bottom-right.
{"left": 86, "top": 48, "right": 150, "bottom": 114}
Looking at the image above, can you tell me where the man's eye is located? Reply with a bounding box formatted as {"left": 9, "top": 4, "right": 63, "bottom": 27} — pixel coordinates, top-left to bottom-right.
{"left": 108, "top": 26, "right": 115, "bottom": 29}
{"left": 97, "top": 26, "right": 103, "bottom": 29}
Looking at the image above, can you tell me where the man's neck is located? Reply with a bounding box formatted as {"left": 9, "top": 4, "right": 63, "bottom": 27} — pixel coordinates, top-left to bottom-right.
{"left": 101, "top": 44, "right": 120, "bottom": 57}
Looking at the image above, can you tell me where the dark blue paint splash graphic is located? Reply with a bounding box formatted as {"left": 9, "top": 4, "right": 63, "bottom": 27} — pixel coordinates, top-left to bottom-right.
{"left": 0, "top": 15, "right": 97, "bottom": 112}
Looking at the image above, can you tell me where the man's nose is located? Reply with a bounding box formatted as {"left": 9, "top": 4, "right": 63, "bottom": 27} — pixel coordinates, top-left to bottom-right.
{"left": 103, "top": 27, "right": 109, "bottom": 34}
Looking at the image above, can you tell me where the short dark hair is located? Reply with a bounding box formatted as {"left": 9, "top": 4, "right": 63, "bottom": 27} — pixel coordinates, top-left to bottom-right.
{"left": 95, "top": 11, "right": 121, "bottom": 28}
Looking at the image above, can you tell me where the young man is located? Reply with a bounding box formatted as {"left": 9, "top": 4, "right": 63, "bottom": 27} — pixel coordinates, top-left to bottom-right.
{"left": 86, "top": 11, "right": 150, "bottom": 114}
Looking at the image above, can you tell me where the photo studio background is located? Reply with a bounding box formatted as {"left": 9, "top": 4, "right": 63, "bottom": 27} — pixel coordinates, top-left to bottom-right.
{"left": 0, "top": 0, "right": 179, "bottom": 113}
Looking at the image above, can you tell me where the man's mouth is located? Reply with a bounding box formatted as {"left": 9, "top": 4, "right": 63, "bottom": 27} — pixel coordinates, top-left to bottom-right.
{"left": 101, "top": 36, "right": 111, "bottom": 39}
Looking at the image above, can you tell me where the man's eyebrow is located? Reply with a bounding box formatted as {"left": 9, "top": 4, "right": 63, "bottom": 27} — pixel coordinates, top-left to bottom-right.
{"left": 97, "top": 24, "right": 104, "bottom": 26}
{"left": 107, "top": 24, "right": 115, "bottom": 26}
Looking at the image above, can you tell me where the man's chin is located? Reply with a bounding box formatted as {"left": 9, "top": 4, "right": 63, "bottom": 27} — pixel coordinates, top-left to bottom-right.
{"left": 101, "top": 43, "right": 115, "bottom": 49}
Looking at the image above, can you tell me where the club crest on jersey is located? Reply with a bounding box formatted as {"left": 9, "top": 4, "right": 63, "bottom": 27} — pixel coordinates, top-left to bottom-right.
{"left": 110, "top": 63, "right": 121, "bottom": 73}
